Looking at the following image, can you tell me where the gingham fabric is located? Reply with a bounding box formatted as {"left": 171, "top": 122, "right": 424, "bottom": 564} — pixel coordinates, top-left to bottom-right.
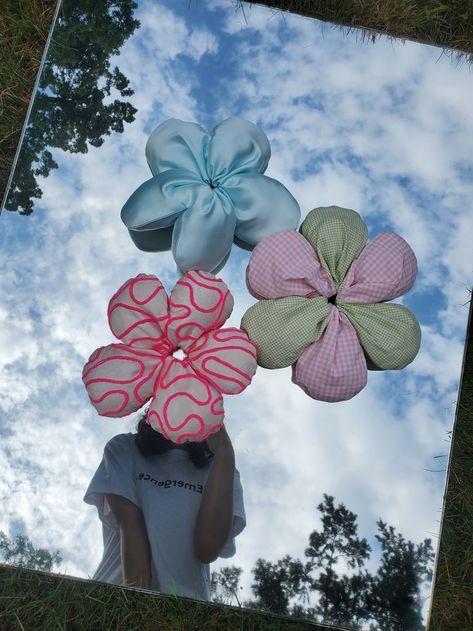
{"left": 241, "top": 206, "right": 421, "bottom": 402}
{"left": 292, "top": 307, "right": 368, "bottom": 402}
{"left": 300, "top": 206, "right": 368, "bottom": 289}
{"left": 338, "top": 232, "right": 418, "bottom": 303}
{"left": 245, "top": 230, "right": 336, "bottom": 300}
{"left": 337, "top": 302, "right": 421, "bottom": 369}
{"left": 83, "top": 271, "right": 257, "bottom": 443}
{"left": 240, "top": 296, "right": 332, "bottom": 368}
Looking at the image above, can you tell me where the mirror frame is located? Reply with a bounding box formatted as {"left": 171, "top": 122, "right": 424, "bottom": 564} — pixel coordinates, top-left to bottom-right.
{"left": 1, "top": 1, "right": 471, "bottom": 628}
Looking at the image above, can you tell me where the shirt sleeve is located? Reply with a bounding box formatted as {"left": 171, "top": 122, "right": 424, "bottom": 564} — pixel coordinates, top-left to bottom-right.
{"left": 218, "top": 467, "right": 246, "bottom": 559}
{"left": 83, "top": 434, "right": 140, "bottom": 529}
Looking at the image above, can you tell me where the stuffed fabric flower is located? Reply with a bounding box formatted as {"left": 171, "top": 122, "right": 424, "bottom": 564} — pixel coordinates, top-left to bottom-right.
{"left": 241, "top": 206, "right": 421, "bottom": 402}
{"left": 121, "top": 118, "right": 300, "bottom": 274}
{"left": 83, "top": 271, "right": 257, "bottom": 443}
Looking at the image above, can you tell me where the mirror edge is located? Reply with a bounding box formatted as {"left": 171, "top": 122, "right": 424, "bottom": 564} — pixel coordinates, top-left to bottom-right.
{"left": 427, "top": 295, "right": 473, "bottom": 630}
{"left": 0, "top": 563, "right": 355, "bottom": 630}
{"left": 0, "top": 0, "right": 62, "bottom": 215}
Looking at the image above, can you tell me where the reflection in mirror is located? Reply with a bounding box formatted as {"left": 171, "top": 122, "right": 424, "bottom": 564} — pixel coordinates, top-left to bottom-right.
{"left": 1, "top": 1, "right": 472, "bottom": 629}
{"left": 4, "top": 0, "right": 139, "bottom": 215}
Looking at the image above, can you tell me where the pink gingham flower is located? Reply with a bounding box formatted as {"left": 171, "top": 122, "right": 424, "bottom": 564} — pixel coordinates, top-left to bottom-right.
{"left": 241, "top": 206, "right": 421, "bottom": 402}
{"left": 83, "top": 271, "right": 257, "bottom": 442}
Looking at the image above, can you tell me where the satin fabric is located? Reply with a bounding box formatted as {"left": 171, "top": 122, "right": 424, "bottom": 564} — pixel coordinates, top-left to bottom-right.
{"left": 121, "top": 118, "right": 301, "bottom": 274}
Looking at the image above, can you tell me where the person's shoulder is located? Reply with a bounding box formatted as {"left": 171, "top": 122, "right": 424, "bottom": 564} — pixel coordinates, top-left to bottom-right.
{"left": 105, "top": 432, "right": 136, "bottom": 452}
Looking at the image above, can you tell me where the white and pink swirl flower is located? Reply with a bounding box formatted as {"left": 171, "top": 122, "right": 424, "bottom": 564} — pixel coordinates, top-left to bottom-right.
{"left": 82, "top": 271, "right": 257, "bottom": 443}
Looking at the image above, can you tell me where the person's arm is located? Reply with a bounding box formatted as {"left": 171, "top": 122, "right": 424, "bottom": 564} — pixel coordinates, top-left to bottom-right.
{"left": 105, "top": 493, "right": 152, "bottom": 589}
{"left": 193, "top": 425, "right": 235, "bottom": 564}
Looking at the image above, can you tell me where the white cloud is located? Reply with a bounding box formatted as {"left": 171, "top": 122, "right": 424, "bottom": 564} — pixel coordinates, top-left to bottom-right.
{"left": 407, "top": 325, "right": 465, "bottom": 393}
{"left": 210, "top": 4, "right": 473, "bottom": 308}
{"left": 206, "top": 0, "right": 285, "bottom": 36}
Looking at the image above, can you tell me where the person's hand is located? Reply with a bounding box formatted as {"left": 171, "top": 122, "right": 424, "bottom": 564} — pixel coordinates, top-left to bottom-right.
{"left": 205, "top": 424, "right": 233, "bottom": 457}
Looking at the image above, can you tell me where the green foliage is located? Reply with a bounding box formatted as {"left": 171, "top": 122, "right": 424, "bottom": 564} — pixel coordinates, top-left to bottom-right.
{"left": 247, "top": 556, "right": 311, "bottom": 615}
{"left": 305, "top": 495, "right": 371, "bottom": 570}
{"left": 210, "top": 564, "right": 243, "bottom": 605}
{"left": 5, "top": 0, "right": 139, "bottom": 214}
{"left": 0, "top": 530, "right": 62, "bottom": 572}
{"left": 367, "top": 520, "right": 434, "bottom": 631}
{"left": 0, "top": 0, "right": 57, "bottom": 203}
{"left": 213, "top": 494, "right": 435, "bottom": 630}
{"left": 304, "top": 494, "right": 372, "bottom": 626}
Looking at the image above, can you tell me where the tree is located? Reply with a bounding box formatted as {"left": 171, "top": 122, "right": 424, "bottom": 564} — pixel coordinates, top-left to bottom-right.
{"left": 210, "top": 565, "right": 243, "bottom": 605}
{"left": 367, "top": 520, "right": 435, "bottom": 631}
{"left": 214, "top": 494, "right": 435, "bottom": 630}
{"left": 5, "top": 0, "right": 139, "bottom": 215}
{"left": 246, "top": 555, "right": 311, "bottom": 615}
{"left": 0, "top": 530, "right": 62, "bottom": 572}
{"left": 304, "top": 494, "right": 372, "bottom": 627}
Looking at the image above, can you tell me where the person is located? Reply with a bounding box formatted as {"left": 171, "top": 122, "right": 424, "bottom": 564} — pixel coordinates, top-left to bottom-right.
{"left": 83, "top": 410, "right": 246, "bottom": 600}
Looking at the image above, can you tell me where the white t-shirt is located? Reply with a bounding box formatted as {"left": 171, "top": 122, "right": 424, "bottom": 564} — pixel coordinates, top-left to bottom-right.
{"left": 83, "top": 433, "right": 246, "bottom": 601}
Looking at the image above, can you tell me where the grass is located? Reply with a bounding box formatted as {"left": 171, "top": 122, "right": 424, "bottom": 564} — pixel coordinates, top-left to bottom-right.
{"left": 0, "top": 0, "right": 472, "bottom": 628}
{"left": 428, "top": 297, "right": 473, "bottom": 631}
{"left": 252, "top": 1, "right": 473, "bottom": 63}
{"left": 0, "top": 0, "right": 58, "bottom": 206}
{"left": 0, "top": 565, "right": 328, "bottom": 631}
{"left": 2, "top": 0, "right": 473, "bottom": 206}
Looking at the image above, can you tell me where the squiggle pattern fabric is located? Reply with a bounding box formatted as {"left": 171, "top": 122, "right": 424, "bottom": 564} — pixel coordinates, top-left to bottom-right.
{"left": 241, "top": 206, "right": 421, "bottom": 402}
{"left": 121, "top": 118, "right": 301, "bottom": 274}
{"left": 83, "top": 271, "right": 257, "bottom": 443}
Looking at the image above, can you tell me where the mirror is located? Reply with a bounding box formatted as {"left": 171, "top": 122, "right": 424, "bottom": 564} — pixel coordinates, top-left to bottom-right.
{"left": 1, "top": 1, "right": 471, "bottom": 628}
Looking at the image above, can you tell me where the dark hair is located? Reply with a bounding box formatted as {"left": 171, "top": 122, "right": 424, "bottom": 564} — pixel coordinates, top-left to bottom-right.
{"left": 134, "top": 410, "right": 214, "bottom": 469}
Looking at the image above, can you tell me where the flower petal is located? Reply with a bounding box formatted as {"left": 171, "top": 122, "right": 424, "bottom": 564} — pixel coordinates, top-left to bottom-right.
{"left": 241, "top": 296, "right": 331, "bottom": 368}
{"left": 127, "top": 224, "right": 174, "bottom": 253}
{"left": 187, "top": 327, "right": 257, "bottom": 394}
{"left": 300, "top": 206, "right": 368, "bottom": 289}
{"left": 224, "top": 173, "right": 300, "bottom": 249}
{"left": 246, "top": 230, "right": 336, "bottom": 300}
{"left": 338, "top": 232, "right": 418, "bottom": 303}
{"left": 148, "top": 357, "right": 224, "bottom": 444}
{"left": 292, "top": 308, "right": 367, "bottom": 402}
{"left": 121, "top": 169, "right": 202, "bottom": 236}
{"left": 338, "top": 302, "right": 421, "bottom": 369}
{"left": 108, "top": 274, "right": 172, "bottom": 352}
{"left": 145, "top": 118, "right": 209, "bottom": 181}
{"left": 82, "top": 343, "right": 164, "bottom": 417}
{"left": 207, "top": 118, "right": 270, "bottom": 182}
{"left": 196, "top": 249, "right": 231, "bottom": 278}
{"left": 166, "top": 271, "right": 234, "bottom": 352}
{"left": 171, "top": 186, "right": 236, "bottom": 274}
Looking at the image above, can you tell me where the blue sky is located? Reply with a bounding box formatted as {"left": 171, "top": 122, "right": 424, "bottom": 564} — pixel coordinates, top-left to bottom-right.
{"left": 0, "top": 0, "right": 472, "bottom": 625}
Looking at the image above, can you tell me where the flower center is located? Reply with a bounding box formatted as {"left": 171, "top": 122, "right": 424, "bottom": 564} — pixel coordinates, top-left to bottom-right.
{"left": 172, "top": 348, "right": 187, "bottom": 361}
{"left": 204, "top": 178, "right": 220, "bottom": 190}
{"left": 327, "top": 294, "right": 337, "bottom": 305}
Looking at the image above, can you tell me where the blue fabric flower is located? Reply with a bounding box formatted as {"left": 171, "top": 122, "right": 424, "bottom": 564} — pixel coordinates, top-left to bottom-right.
{"left": 121, "top": 118, "right": 301, "bottom": 274}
